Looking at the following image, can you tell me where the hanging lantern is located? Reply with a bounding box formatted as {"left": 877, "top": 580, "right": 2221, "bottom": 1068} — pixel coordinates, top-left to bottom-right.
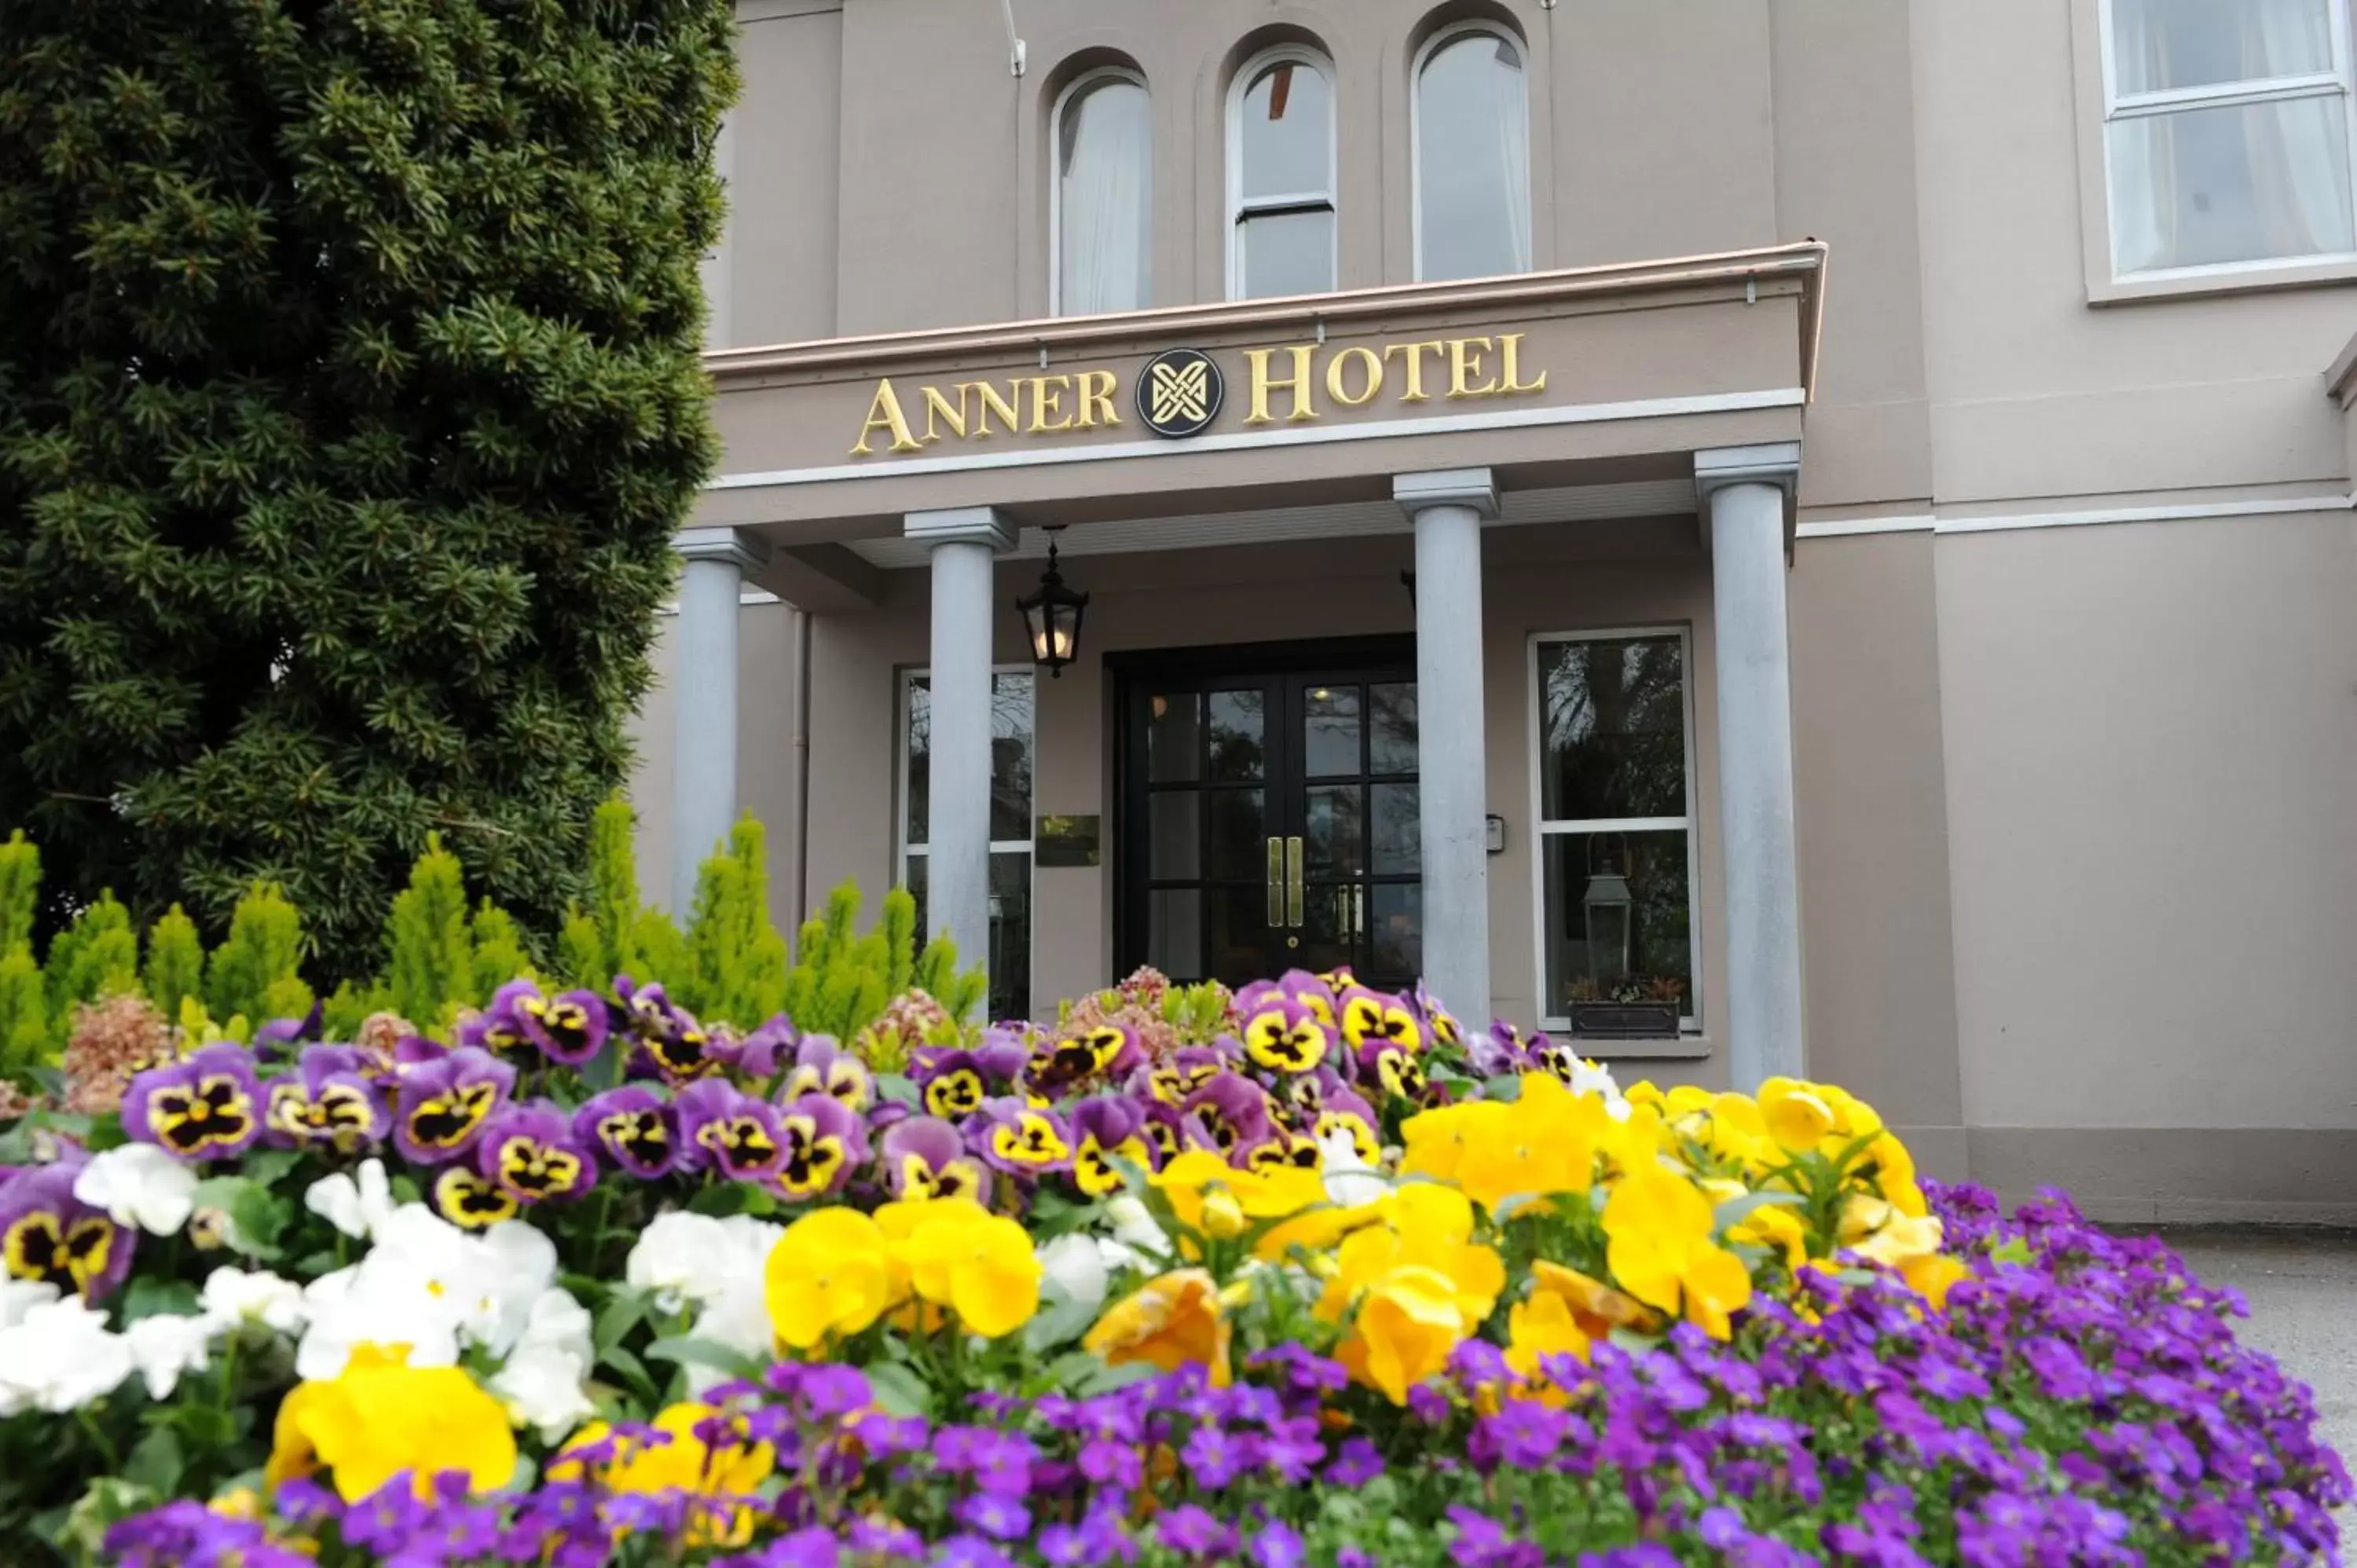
{"left": 1581, "top": 833, "right": 1633, "bottom": 984}
{"left": 1016, "top": 529, "right": 1089, "bottom": 678}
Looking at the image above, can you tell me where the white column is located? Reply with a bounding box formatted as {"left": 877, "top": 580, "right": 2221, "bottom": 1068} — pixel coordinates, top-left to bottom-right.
{"left": 1395, "top": 468, "right": 1497, "bottom": 1025}
{"left": 1696, "top": 444, "right": 1805, "bottom": 1088}
{"left": 907, "top": 506, "right": 1015, "bottom": 980}
{"left": 670, "top": 527, "right": 771, "bottom": 915}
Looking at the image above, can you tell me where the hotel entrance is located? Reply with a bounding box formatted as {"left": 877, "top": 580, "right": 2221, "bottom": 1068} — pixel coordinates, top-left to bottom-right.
{"left": 1113, "top": 638, "right": 1424, "bottom": 991}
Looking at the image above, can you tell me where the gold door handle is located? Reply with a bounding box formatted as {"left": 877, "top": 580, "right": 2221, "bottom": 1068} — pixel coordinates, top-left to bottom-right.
{"left": 1266, "top": 838, "right": 1285, "bottom": 927}
{"left": 1351, "top": 884, "right": 1364, "bottom": 942}
{"left": 1285, "top": 837, "right": 1304, "bottom": 928}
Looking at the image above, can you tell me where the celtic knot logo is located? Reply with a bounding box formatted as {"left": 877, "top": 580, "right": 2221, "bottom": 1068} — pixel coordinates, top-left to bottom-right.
{"left": 1135, "top": 348, "right": 1222, "bottom": 438}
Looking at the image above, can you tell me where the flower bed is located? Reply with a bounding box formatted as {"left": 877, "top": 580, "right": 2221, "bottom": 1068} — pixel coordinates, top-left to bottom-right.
{"left": 0, "top": 960, "right": 2345, "bottom": 1566}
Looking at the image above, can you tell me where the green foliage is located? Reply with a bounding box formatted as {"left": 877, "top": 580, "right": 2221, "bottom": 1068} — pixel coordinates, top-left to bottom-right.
{"left": 142, "top": 905, "right": 206, "bottom": 1022}
{"left": 779, "top": 881, "right": 985, "bottom": 1039}
{"left": 383, "top": 835, "right": 474, "bottom": 1031}
{"left": 0, "top": 833, "right": 38, "bottom": 953}
{"left": 0, "top": 0, "right": 739, "bottom": 981}
{"left": 0, "top": 947, "right": 46, "bottom": 1077}
{"left": 682, "top": 819, "right": 788, "bottom": 1026}
{"left": 204, "top": 885, "right": 312, "bottom": 1029}
{"left": 882, "top": 886, "right": 918, "bottom": 997}
{"left": 47, "top": 891, "right": 139, "bottom": 1007}
{"left": 588, "top": 798, "right": 648, "bottom": 984}
{"left": 556, "top": 909, "right": 606, "bottom": 991}
{"left": 915, "top": 932, "right": 989, "bottom": 1024}
{"left": 469, "top": 900, "right": 535, "bottom": 1006}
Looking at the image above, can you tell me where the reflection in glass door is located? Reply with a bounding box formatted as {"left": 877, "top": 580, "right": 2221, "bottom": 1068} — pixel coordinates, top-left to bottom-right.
{"left": 1116, "top": 641, "right": 1421, "bottom": 992}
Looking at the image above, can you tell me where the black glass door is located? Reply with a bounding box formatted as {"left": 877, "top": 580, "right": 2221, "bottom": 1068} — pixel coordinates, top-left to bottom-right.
{"left": 1116, "top": 639, "right": 1420, "bottom": 991}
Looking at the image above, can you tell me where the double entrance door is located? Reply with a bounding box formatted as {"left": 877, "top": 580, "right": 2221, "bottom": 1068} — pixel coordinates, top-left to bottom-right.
{"left": 1114, "top": 638, "right": 1424, "bottom": 991}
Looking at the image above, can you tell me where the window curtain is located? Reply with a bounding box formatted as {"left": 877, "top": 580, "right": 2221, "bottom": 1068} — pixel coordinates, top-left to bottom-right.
{"left": 1492, "top": 42, "right": 1532, "bottom": 272}
{"left": 2245, "top": 0, "right": 2351, "bottom": 258}
{"left": 1059, "top": 81, "right": 1149, "bottom": 314}
{"left": 2110, "top": 0, "right": 2179, "bottom": 273}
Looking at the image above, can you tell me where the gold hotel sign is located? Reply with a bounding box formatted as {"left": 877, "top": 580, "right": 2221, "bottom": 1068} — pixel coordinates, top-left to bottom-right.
{"left": 848, "top": 332, "right": 1549, "bottom": 457}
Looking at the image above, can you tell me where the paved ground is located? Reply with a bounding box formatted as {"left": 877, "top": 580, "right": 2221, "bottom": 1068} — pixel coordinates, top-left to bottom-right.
{"left": 2162, "top": 1230, "right": 2357, "bottom": 1542}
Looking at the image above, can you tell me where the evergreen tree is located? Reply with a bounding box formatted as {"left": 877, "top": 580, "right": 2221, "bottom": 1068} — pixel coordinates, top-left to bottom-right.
{"left": 383, "top": 833, "right": 473, "bottom": 1030}
{"left": 468, "top": 899, "right": 534, "bottom": 1005}
{"left": 47, "top": 889, "right": 138, "bottom": 1006}
{"left": 205, "top": 884, "right": 312, "bottom": 1028}
{"left": 0, "top": 0, "right": 738, "bottom": 976}
{"left": 143, "top": 903, "right": 207, "bottom": 1021}
{"left": 682, "top": 818, "right": 786, "bottom": 1027}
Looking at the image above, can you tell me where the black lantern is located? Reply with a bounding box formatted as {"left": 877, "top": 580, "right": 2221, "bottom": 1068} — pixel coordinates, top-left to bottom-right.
{"left": 1016, "top": 528, "right": 1089, "bottom": 678}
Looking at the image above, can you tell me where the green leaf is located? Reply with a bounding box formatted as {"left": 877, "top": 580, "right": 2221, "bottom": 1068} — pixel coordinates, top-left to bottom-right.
{"left": 188, "top": 1176, "right": 288, "bottom": 1262}
{"left": 1076, "top": 1359, "right": 1160, "bottom": 1395}
{"left": 599, "top": 1346, "right": 662, "bottom": 1409}
{"left": 594, "top": 1290, "right": 651, "bottom": 1357}
{"left": 1990, "top": 1237, "right": 2036, "bottom": 1266}
{"left": 240, "top": 1148, "right": 302, "bottom": 1189}
{"left": 643, "top": 1336, "right": 764, "bottom": 1383}
{"left": 120, "top": 1277, "right": 202, "bottom": 1324}
{"left": 874, "top": 1073, "right": 918, "bottom": 1108}
{"left": 1480, "top": 1073, "right": 1525, "bottom": 1102}
{"left": 862, "top": 1361, "right": 933, "bottom": 1419}
{"left": 122, "top": 1427, "right": 184, "bottom": 1496}
{"left": 1712, "top": 1189, "right": 1807, "bottom": 1230}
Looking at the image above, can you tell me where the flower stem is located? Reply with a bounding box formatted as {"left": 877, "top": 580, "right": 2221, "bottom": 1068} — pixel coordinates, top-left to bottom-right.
{"left": 75, "top": 1406, "right": 120, "bottom": 1471}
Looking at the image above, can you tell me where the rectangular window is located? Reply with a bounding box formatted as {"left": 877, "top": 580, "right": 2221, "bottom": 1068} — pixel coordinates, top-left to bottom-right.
{"left": 2100, "top": 0, "right": 2357, "bottom": 278}
{"left": 899, "top": 669, "right": 1034, "bottom": 1022}
{"left": 1527, "top": 630, "right": 1699, "bottom": 1035}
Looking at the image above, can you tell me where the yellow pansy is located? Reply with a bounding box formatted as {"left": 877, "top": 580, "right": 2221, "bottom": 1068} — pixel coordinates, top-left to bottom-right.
{"left": 1505, "top": 1286, "right": 1592, "bottom": 1387}
{"left": 1343, "top": 1265, "right": 1470, "bottom": 1405}
{"left": 1600, "top": 1163, "right": 1753, "bottom": 1339}
{"left": 1731, "top": 1200, "right": 1810, "bottom": 1269}
{"left": 1756, "top": 1076, "right": 1836, "bottom": 1151}
{"left": 764, "top": 1206, "right": 900, "bottom": 1350}
{"left": 1817, "top": 1083, "right": 1885, "bottom": 1141}
{"left": 1530, "top": 1258, "right": 1657, "bottom": 1338}
{"left": 1317, "top": 1188, "right": 1502, "bottom": 1328}
{"left": 265, "top": 1345, "right": 516, "bottom": 1502}
{"left": 1842, "top": 1196, "right": 1945, "bottom": 1269}
{"left": 1152, "top": 1151, "right": 1321, "bottom": 1250}
{"left": 1902, "top": 1252, "right": 1970, "bottom": 1310}
{"left": 1851, "top": 1130, "right": 1927, "bottom": 1216}
{"left": 1398, "top": 1099, "right": 1508, "bottom": 1184}
{"left": 901, "top": 1204, "right": 1043, "bottom": 1338}
{"left": 1083, "top": 1268, "right": 1233, "bottom": 1387}
{"left": 550, "top": 1402, "right": 775, "bottom": 1545}
{"left": 1453, "top": 1077, "right": 1605, "bottom": 1217}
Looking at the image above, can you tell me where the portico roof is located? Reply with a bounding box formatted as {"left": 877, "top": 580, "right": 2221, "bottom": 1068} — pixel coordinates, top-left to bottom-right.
{"left": 696, "top": 242, "right": 1826, "bottom": 605}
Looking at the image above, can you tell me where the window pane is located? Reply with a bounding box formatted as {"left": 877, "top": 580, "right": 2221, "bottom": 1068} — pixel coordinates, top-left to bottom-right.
{"left": 2110, "top": 0, "right": 2333, "bottom": 96}
{"left": 1370, "top": 782, "right": 1420, "bottom": 874}
{"left": 1239, "top": 60, "right": 1331, "bottom": 199}
{"left": 1417, "top": 33, "right": 1531, "bottom": 280}
{"left": 1207, "top": 689, "right": 1265, "bottom": 779}
{"left": 988, "top": 852, "right": 1030, "bottom": 1021}
{"left": 2109, "top": 96, "right": 2354, "bottom": 271}
{"left": 990, "top": 672, "right": 1033, "bottom": 843}
{"left": 1536, "top": 637, "right": 1688, "bottom": 820}
{"left": 1149, "top": 888, "right": 1204, "bottom": 979}
{"left": 1369, "top": 883, "right": 1423, "bottom": 984}
{"left": 1058, "top": 75, "right": 1151, "bottom": 313}
{"left": 1149, "top": 792, "right": 1200, "bottom": 879}
{"left": 1147, "top": 691, "right": 1201, "bottom": 782}
{"left": 1206, "top": 789, "right": 1266, "bottom": 880}
{"left": 904, "top": 676, "right": 930, "bottom": 845}
{"left": 1303, "top": 684, "right": 1360, "bottom": 776}
{"left": 1237, "top": 207, "right": 1336, "bottom": 298}
{"left": 1539, "top": 830, "right": 1692, "bottom": 1020}
{"left": 1304, "top": 785, "right": 1362, "bottom": 875}
{"left": 1206, "top": 885, "right": 1273, "bottom": 987}
{"left": 1369, "top": 682, "right": 1418, "bottom": 774}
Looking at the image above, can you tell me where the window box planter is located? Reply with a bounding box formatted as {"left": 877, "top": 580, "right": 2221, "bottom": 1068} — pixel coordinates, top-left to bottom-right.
{"left": 1569, "top": 999, "right": 1681, "bottom": 1041}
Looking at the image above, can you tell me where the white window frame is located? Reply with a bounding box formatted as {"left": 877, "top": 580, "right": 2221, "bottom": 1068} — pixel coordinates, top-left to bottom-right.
{"left": 1047, "top": 64, "right": 1151, "bottom": 318}
{"left": 1409, "top": 21, "right": 1532, "bottom": 282}
{"left": 2094, "top": 0, "right": 2357, "bottom": 284}
{"left": 1224, "top": 44, "right": 1340, "bottom": 302}
{"left": 1524, "top": 626, "right": 1703, "bottom": 1038}
{"left": 895, "top": 665, "right": 1037, "bottom": 1012}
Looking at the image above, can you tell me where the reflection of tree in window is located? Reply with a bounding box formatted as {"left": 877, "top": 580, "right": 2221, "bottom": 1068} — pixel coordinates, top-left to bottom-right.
{"left": 1541, "top": 639, "right": 1684, "bottom": 819}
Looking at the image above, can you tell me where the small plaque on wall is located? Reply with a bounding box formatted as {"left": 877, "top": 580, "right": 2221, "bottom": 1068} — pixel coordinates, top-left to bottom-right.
{"left": 1035, "top": 815, "right": 1102, "bottom": 867}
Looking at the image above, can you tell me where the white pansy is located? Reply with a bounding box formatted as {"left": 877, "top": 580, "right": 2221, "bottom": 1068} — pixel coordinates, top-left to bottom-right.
{"left": 624, "top": 1211, "right": 731, "bottom": 1313}
{"left": 1037, "top": 1233, "right": 1110, "bottom": 1321}
{"left": 684, "top": 1283, "right": 773, "bottom": 1397}
{"left": 200, "top": 1267, "right": 306, "bottom": 1336}
{"left": 295, "top": 1265, "right": 460, "bottom": 1381}
{"left": 0, "top": 1298, "right": 133, "bottom": 1415}
{"left": 489, "top": 1345, "right": 596, "bottom": 1443}
{"left": 293, "top": 1202, "right": 555, "bottom": 1380}
{"left": 0, "top": 1280, "right": 59, "bottom": 1332}
{"left": 124, "top": 1313, "right": 214, "bottom": 1400}
{"left": 73, "top": 1145, "right": 199, "bottom": 1236}
{"left": 1101, "top": 1195, "right": 1174, "bottom": 1270}
{"left": 302, "top": 1159, "right": 396, "bottom": 1241}
{"left": 1317, "top": 1128, "right": 1391, "bottom": 1210}
{"left": 513, "top": 1286, "right": 595, "bottom": 1367}
{"left": 1567, "top": 1057, "right": 1632, "bottom": 1120}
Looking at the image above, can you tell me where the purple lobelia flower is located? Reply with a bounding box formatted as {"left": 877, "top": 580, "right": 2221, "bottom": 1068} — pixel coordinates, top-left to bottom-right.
{"left": 1182, "top": 1072, "right": 1273, "bottom": 1160}
{"left": 0, "top": 1158, "right": 133, "bottom": 1302}
{"left": 614, "top": 978, "right": 722, "bottom": 1085}
{"left": 879, "top": 1115, "right": 993, "bottom": 1204}
{"left": 123, "top": 1043, "right": 263, "bottom": 1162}
{"left": 573, "top": 1085, "right": 678, "bottom": 1179}
{"left": 773, "top": 1092, "right": 868, "bottom": 1200}
{"left": 777, "top": 1035, "right": 871, "bottom": 1114}
{"left": 966, "top": 1097, "right": 1075, "bottom": 1178}
{"left": 676, "top": 1079, "right": 790, "bottom": 1185}
{"left": 476, "top": 1101, "right": 599, "bottom": 1206}
{"left": 1069, "top": 1096, "right": 1157, "bottom": 1196}
{"left": 263, "top": 1044, "right": 389, "bottom": 1154}
{"left": 513, "top": 984, "right": 611, "bottom": 1067}
{"left": 1235, "top": 994, "right": 1333, "bottom": 1075}
{"left": 390, "top": 1046, "right": 516, "bottom": 1166}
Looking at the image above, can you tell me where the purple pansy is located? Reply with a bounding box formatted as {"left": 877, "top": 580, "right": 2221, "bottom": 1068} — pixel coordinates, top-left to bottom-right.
{"left": 778, "top": 1035, "right": 871, "bottom": 1113}
{"left": 0, "top": 1158, "right": 133, "bottom": 1302}
{"left": 123, "top": 1043, "right": 263, "bottom": 1162}
{"left": 676, "top": 1079, "right": 790, "bottom": 1185}
{"left": 966, "top": 1097, "right": 1075, "bottom": 1177}
{"left": 1069, "top": 1096, "right": 1157, "bottom": 1196}
{"left": 574, "top": 1085, "right": 678, "bottom": 1180}
{"left": 1235, "top": 994, "right": 1333, "bottom": 1075}
{"left": 263, "top": 1045, "right": 388, "bottom": 1154}
{"left": 774, "top": 1093, "right": 868, "bottom": 1200}
{"left": 514, "top": 984, "right": 610, "bottom": 1066}
{"left": 615, "top": 978, "right": 721, "bottom": 1085}
{"left": 476, "top": 1101, "right": 599, "bottom": 1205}
{"left": 910, "top": 1048, "right": 996, "bottom": 1121}
{"left": 390, "top": 1047, "right": 516, "bottom": 1165}
{"left": 1182, "top": 1072, "right": 1272, "bottom": 1159}
{"left": 879, "top": 1115, "right": 994, "bottom": 1204}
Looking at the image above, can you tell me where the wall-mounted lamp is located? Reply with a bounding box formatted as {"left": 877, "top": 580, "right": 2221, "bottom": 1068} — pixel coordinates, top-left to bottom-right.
{"left": 1015, "top": 526, "right": 1089, "bottom": 678}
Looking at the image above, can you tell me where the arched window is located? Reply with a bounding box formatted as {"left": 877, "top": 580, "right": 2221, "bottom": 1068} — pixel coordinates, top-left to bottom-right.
{"left": 1227, "top": 47, "right": 1337, "bottom": 299}
{"left": 1414, "top": 25, "right": 1531, "bottom": 281}
{"left": 1053, "top": 69, "right": 1152, "bottom": 315}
